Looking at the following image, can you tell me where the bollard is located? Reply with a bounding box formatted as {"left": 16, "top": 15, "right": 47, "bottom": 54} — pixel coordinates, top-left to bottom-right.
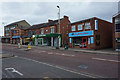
{"left": 28, "top": 44, "right": 31, "bottom": 50}
{"left": 18, "top": 43, "right": 21, "bottom": 49}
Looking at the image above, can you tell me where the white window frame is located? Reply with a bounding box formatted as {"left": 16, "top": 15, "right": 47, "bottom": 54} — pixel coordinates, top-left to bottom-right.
{"left": 51, "top": 27, "right": 54, "bottom": 33}
{"left": 71, "top": 25, "right": 76, "bottom": 31}
{"left": 41, "top": 29, "right": 44, "bottom": 34}
{"left": 78, "top": 24, "right": 83, "bottom": 30}
{"left": 11, "top": 26, "right": 15, "bottom": 30}
{"left": 85, "top": 22, "right": 91, "bottom": 29}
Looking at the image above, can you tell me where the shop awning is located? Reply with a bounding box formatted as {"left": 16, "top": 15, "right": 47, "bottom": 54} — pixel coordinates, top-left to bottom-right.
{"left": 12, "top": 36, "right": 20, "bottom": 38}
{"left": 35, "top": 33, "right": 61, "bottom": 38}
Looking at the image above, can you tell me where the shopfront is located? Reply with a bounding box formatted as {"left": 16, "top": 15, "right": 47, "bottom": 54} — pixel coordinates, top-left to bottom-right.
{"left": 69, "top": 30, "right": 94, "bottom": 49}
{"left": 12, "top": 36, "right": 20, "bottom": 44}
{"left": 34, "top": 33, "right": 62, "bottom": 47}
{"left": 2, "top": 36, "right": 10, "bottom": 43}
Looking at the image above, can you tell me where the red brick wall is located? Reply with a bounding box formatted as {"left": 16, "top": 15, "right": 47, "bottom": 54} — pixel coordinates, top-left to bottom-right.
{"left": 26, "top": 16, "right": 70, "bottom": 46}
{"left": 95, "top": 18, "right": 113, "bottom": 49}
{"left": 68, "top": 17, "right": 113, "bottom": 49}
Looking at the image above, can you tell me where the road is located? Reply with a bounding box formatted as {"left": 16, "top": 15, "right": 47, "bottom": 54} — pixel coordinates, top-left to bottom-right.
{"left": 2, "top": 44, "right": 119, "bottom": 79}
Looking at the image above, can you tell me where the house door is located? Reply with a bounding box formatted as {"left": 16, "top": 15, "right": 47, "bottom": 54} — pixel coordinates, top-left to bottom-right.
{"left": 82, "top": 37, "right": 87, "bottom": 48}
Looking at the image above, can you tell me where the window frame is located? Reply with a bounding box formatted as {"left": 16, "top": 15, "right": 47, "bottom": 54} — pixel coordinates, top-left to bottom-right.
{"left": 41, "top": 29, "right": 44, "bottom": 34}
{"left": 71, "top": 25, "right": 76, "bottom": 31}
{"left": 77, "top": 24, "right": 83, "bottom": 30}
{"left": 51, "top": 27, "right": 54, "bottom": 33}
{"left": 85, "top": 22, "right": 91, "bottom": 29}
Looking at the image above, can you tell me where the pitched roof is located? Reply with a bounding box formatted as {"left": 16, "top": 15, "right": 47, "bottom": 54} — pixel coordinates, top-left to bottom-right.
{"left": 113, "top": 11, "right": 120, "bottom": 18}
{"left": 26, "top": 18, "right": 63, "bottom": 30}
{"left": 70, "top": 17, "right": 95, "bottom": 25}
{"left": 70, "top": 17, "right": 112, "bottom": 25}
{"left": 5, "top": 20, "right": 31, "bottom": 29}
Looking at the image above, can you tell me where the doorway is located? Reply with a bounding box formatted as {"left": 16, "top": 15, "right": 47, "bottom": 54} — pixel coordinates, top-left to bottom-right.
{"left": 38, "top": 38, "right": 43, "bottom": 45}
{"left": 82, "top": 37, "right": 87, "bottom": 48}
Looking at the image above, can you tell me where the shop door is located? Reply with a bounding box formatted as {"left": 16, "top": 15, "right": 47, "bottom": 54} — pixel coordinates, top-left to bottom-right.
{"left": 82, "top": 37, "right": 87, "bottom": 48}
{"left": 38, "top": 38, "right": 43, "bottom": 45}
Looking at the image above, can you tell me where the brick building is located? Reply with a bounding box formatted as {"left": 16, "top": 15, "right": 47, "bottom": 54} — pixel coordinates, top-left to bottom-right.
{"left": 2, "top": 20, "right": 31, "bottom": 44}
{"left": 25, "top": 16, "right": 70, "bottom": 47}
{"left": 112, "top": 12, "right": 120, "bottom": 51}
{"left": 68, "top": 17, "right": 113, "bottom": 50}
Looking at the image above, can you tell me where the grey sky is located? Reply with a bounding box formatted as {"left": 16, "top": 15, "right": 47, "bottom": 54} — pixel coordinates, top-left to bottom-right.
{"left": 0, "top": 2, "right": 118, "bottom": 36}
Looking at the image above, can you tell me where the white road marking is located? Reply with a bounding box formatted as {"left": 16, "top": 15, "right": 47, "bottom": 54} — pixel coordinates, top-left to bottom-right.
{"left": 48, "top": 52, "right": 53, "bottom": 54}
{"left": 5, "top": 68, "right": 23, "bottom": 76}
{"left": 17, "top": 56, "right": 103, "bottom": 78}
{"left": 55, "top": 53, "right": 75, "bottom": 57}
{"left": 92, "top": 58, "right": 120, "bottom": 63}
{"left": 41, "top": 51, "right": 46, "bottom": 52}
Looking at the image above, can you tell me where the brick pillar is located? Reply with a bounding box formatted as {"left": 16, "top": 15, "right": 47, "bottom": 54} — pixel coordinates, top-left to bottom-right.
{"left": 10, "top": 38, "right": 12, "bottom": 44}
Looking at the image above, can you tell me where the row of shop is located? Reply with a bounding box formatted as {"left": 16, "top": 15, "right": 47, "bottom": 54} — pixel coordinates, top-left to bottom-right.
{"left": 2, "top": 16, "right": 119, "bottom": 50}
{"left": 2, "top": 33, "right": 62, "bottom": 48}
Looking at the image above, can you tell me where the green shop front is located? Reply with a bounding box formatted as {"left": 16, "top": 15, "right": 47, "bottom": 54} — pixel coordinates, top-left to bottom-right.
{"left": 34, "top": 33, "right": 62, "bottom": 47}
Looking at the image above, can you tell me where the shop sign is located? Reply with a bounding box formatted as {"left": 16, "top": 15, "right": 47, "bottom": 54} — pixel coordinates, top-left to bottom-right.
{"left": 12, "top": 36, "right": 20, "bottom": 38}
{"left": 95, "top": 20, "right": 98, "bottom": 30}
{"left": 69, "top": 30, "right": 94, "bottom": 37}
{"left": 91, "top": 37, "right": 94, "bottom": 44}
{"left": 36, "top": 34, "right": 46, "bottom": 37}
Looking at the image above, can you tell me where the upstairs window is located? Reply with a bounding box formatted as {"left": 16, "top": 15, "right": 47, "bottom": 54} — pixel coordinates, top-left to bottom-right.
{"left": 34, "top": 30, "right": 36, "bottom": 35}
{"left": 41, "top": 29, "right": 44, "bottom": 34}
{"left": 115, "top": 24, "right": 120, "bottom": 32}
{"left": 11, "top": 26, "right": 15, "bottom": 30}
{"left": 13, "top": 30, "right": 17, "bottom": 33}
{"left": 78, "top": 24, "right": 83, "bottom": 30}
{"left": 85, "top": 22, "right": 91, "bottom": 29}
{"left": 71, "top": 25, "right": 76, "bottom": 31}
{"left": 5, "top": 27, "right": 9, "bottom": 30}
{"left": 51, "top": 27, "right": 54, "bottom": 33}
{"left": 115, "top": 17, "right": 120, "bottom": 24}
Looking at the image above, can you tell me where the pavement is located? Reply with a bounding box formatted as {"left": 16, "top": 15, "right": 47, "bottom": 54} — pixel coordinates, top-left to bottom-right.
{"left": 3, "top": 43, "right": 118, "bottom": 55}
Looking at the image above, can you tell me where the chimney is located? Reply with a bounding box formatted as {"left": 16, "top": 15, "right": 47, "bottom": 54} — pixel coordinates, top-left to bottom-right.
{"left": 64, "top": 15, "right": 69, "bottom": 19}
{"left": 48, "top": 19, "right": 53, "bottom": 22}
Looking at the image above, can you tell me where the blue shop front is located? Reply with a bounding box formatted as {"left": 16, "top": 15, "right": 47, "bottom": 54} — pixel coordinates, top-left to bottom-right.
{"left": 69, "top": 30, "right": 95, "bottom": 49}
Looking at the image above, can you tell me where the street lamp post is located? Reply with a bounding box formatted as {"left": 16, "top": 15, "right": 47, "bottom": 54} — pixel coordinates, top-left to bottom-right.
{"left": 57, "top": 5, "right": 60, "bottom": 49}
{"left": 57, "top": 5, "right": 60, "bottom": 34}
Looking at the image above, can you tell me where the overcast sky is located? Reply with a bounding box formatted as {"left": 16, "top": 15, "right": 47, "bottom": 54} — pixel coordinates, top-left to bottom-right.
{"left": 0, "top": 1, "right": 119, "bottom": 36}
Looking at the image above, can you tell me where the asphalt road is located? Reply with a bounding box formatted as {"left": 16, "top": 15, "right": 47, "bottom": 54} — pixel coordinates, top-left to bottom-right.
{"left": 2, "top": 44, "right": 120, "bottom": 79}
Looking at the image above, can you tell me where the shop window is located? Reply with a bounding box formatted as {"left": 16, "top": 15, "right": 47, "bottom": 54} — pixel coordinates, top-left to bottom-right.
{"left": 78, "top": 24, "right": 83, "bottom": 30}
{"left": 116, "top": 38, "right": 120, "bottom": 42}
{"left": 71, "top": 25, "right": 76, "bottom": 31}
{"left": 95, "top": 35, "right": 100, "bottom": 40}
{"left": 96, "top": 41, "right": 100, "bottom": 46}
{"left": 85, "top": 22, "right": 91, "bottom": 29}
